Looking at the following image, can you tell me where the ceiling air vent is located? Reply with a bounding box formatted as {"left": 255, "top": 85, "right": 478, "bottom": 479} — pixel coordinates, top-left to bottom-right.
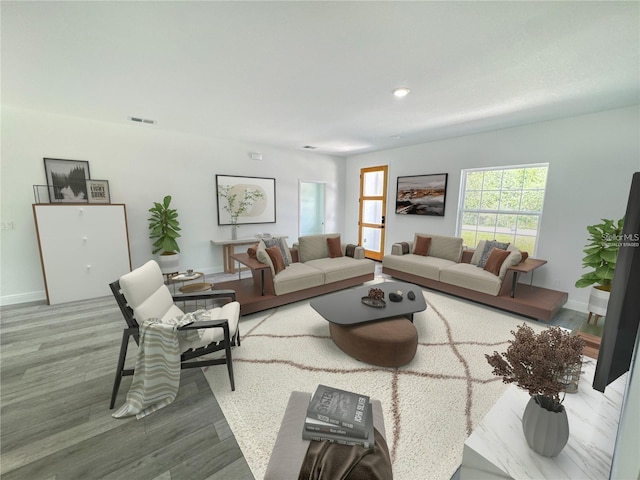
{"left": 303, "top": 145, "right": 317, "bottom": 150}
{"left": 128, "top": 116, "right": 157, "bottom": 125}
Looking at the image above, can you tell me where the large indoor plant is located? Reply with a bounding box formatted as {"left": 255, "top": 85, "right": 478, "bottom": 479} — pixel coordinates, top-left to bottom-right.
{"left": 575, "top": 218, "right": 624, "bottom": 320}
{"left": 217, "top": 185, "right": 263, "bottom": 240}
{"left": 485, "top": 324, "right": 585, "bottom": 457}
{"left": 148, "top": 195, "right": 181, "bottom": 274}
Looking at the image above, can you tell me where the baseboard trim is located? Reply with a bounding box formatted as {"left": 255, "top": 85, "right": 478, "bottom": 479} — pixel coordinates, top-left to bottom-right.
{"left": 1, "top": 290, "right": 47, "bottom": 306}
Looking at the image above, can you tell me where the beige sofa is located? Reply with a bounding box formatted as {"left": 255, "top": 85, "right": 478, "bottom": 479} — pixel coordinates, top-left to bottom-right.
{"left": 256, "top": 233, "right": 375, "bottom": 297}
{"left": 380, "top": 234, "right": 567, "bottom": 318}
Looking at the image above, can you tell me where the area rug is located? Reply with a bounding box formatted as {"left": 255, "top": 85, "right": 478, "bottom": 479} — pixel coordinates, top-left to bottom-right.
{"left": 202, "top": 281, "right": 547, "bottom": 480}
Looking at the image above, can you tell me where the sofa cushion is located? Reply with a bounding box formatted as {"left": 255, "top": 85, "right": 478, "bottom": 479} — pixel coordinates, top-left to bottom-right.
{"left": 298, "top": 234, "right": 341, "bottom": 263}
{"left": 477, "top": 240, "right": 510, "bottom": 268}
{"left": 272, "top": 262, "right": 325, "bottom": 295}
{"left": 305, "top": 257, "right": 375, "bottom": 284}
{"left": 256, "top": 240, "right": 276, "bottom": 276}
{"left": 413, "top": 235, "right": 431, "bottom": 256}
{"left": 498, "top": 248, "right": 522, "bottom": 280}
{"left": 266, "top": 246, "right": 286, "bottom": 275}
{"left": 440, "top": 263, "right": 503, "bottom": 296}
{"left": 414, "top": 233, "right": 463, "bottom": 263}
{"left": 382, "top": 253, "right": 456, "bottom": 281}
{"left": 484, "top": 248, "right": 511, "bottom": 276}
{"left": 264, "top": 237, "right": 292, "bottom": 266}
{"left": 327, "top": 236, "right": 343, "bottom": 258}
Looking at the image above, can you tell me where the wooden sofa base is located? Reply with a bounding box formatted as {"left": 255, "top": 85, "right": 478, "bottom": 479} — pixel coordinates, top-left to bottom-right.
{"left": 214, "top": 273, "right": 375, "bottom": 316}
{"left": 382, "top": 267, "right": 567, "bottom": 322}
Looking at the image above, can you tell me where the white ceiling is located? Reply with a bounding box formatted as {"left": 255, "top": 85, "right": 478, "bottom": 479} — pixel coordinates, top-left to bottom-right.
{"left": 2, "top": 1, "right": 639, "bottom": 155}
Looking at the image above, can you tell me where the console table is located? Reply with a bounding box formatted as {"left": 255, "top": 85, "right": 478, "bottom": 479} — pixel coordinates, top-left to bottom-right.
{"left": 461, "top": 358, "right": 627, "bottom": 479}
{"left": 211, "top": 236, "right": 287, "bottom": 273}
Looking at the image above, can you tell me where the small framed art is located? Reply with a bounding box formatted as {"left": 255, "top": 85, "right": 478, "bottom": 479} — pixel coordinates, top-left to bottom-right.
{"left": 44, "top": 158, "right": 91, "bottom": 203}
{"left": 86, "top": 179, "right": 111, "bottom": 204}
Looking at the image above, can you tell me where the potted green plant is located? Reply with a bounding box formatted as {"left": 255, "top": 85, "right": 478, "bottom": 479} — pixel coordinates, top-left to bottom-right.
{"left": 485, "top": 324, "right": 585, "bottom": 457}
{"left": 575, "top": 218, "right": 624, "bottom": 320}
{"left": 148, "top": 195, "right": 181, "bottom": 274}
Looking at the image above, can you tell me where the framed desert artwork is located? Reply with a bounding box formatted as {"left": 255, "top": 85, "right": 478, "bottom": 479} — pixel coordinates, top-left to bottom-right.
{"left": 395, "top": 173, "right": 448, "bottom": 217}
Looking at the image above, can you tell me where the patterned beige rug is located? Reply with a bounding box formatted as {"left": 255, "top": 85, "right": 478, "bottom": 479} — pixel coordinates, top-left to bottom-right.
{"left": 202, "top": 281, "right": 546, "bottom": 479}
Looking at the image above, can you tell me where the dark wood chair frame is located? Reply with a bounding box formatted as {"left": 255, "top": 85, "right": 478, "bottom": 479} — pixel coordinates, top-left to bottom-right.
{"left": 109, "top": 280, "right": 241, "bottom": 409}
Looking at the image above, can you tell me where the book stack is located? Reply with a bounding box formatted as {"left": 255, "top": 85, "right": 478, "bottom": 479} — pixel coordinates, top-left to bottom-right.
{"left": 303, "top": 384, "right": 375, "bottom": 448}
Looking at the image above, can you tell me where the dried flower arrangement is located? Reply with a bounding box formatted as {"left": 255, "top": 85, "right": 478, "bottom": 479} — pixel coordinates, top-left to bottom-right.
{"left": 368, "top": 288, "right": 385, "bottom": 301}
{"left": 485, "top": 324, "right": 585, "bottom": 412}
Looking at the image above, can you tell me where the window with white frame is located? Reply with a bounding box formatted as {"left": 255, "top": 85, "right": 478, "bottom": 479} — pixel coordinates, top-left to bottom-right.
{"left": 456, "top": 164, "right": 549, "bottom": 255}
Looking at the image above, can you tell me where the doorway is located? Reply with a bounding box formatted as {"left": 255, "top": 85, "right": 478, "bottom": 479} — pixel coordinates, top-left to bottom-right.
{"left": 358, "top": 166, "right": 388, "bottom": 261}
{"left": 299, "top": 180, "right": 326, "bottom": 237}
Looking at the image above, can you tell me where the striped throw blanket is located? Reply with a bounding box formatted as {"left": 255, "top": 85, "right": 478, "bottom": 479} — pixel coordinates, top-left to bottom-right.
{"left": 112, "top": 312, "right": 201, "bottom": 419}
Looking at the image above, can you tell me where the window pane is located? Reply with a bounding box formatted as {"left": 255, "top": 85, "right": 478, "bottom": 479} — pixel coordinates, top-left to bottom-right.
{"left": 464, "top": 191, "right": 481, "bottom": 209}
{"left": 362, "top": 200, "right": 382, "bottom": 224}
{"left": 478, "top": 213, "right": 497, "bottom": 229}
{"left": 461, "top": 229, "right": 477, "bottom": 247}
{"left": 483, "top": 170, "right": 502, "bottom": 190}
{"left": 480, "top": 191, "right": 500, "bottom": 210}
{"left": 520, "top": 190, "right": 544, "bottom": 211}
{"left": 363, "top": 171, "right": 384, "bottom": 196}
{"left": 515, "top": 235, "right": 536, "bottom": 253}
{"left": 462, "top": 212, "right": 478, "bottom": 228}
{"left": 517, "top": 215, "right": 539, "bottom": 234}
{"left": 466, "top": 172, "right": 484, "bottom": 190}
{"left": 523, "top": 167, "right": 547, "bottom": 189}
{"left": 502, "top": 169, "right": 524, "bottom": 189}
{"left": 496, "top": 214, "right": 517, "bottom": 231}
{"left": 500, "top": 191, "right": 521, "bottom": 211}
{"left": 362, "top": 227, "right": 381, "bottom": 251}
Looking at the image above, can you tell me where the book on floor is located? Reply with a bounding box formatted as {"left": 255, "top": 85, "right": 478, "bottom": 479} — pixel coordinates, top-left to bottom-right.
{"left": 307, "top": 384, "right": 370, "bottom": 434}
{"left": 303, "top": 401, "right": 375, "bottom": 448}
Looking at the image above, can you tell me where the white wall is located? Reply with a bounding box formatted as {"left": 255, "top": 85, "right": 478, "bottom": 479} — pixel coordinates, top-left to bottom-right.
{"left": 345, "top": 106, "right": 640, "bottom": 312}
{"left": 0, "top": 106, "right": 346, "bottom": 305}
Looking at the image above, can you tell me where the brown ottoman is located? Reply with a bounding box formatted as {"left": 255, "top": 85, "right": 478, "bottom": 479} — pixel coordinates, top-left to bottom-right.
{"left": 329, "top": 316, "right": 418, "bottom": 367}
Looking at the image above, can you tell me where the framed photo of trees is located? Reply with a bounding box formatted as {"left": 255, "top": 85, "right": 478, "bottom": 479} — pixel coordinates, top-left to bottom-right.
{"left": 44, "top": 158, "right": 91, "bottom": 203}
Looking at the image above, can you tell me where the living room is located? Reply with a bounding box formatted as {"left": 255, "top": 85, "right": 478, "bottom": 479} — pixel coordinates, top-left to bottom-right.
{"left": 1, "top": 2, "right": 639, "bottom": 479}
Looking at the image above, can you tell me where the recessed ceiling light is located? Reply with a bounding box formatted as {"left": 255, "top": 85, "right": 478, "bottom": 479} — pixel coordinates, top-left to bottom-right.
{"left": 393, "top": 87, "right": 411, "bottom": 98}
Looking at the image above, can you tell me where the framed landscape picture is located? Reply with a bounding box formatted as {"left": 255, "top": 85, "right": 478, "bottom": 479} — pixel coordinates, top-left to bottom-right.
{"left": 86, "top": 179, "right": 110, "bottom": 204}
{"left": 44, "top": 158, "right": 91, "bottom": 203}
{"left": 396, "top": 173, "right": 448, "bottom": 216}
{"left": 216, "top": 174, "right": 276, "bottom": 225}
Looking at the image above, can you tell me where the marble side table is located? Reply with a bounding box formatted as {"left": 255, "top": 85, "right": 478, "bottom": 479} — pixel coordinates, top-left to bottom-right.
{"left": 461, "top": 358, "right": 627, "bottom": 479}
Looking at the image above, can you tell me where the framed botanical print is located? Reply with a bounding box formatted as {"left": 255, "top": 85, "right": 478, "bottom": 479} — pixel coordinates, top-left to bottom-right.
{"left": 43, "top": 158, "right": 91, "bottom": 203}
{"left": 216, "top": 174, "right": 276, "bottom": 225}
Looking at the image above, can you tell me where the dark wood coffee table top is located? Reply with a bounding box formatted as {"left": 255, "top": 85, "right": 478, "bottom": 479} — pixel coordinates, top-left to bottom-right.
{"left": 310, "top": 281, "right": 426, "bottom": 325}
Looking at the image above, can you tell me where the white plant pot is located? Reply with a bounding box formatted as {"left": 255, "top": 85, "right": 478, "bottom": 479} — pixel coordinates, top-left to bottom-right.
{"left": 588, "top": 287, "right": 610, "bottom": 317}
{"left": 158, "top": 252, "right": 180, "bottom": 275}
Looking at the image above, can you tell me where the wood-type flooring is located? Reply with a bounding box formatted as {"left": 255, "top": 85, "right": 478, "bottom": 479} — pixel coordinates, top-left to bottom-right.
{"left": 0, "top": 295, "right": 254, "bottom": 480}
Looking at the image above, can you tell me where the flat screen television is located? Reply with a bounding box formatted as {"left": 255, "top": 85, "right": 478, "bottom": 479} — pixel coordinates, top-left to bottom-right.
{"left": 593, "top": 171, "right": 640, "bottom": 392}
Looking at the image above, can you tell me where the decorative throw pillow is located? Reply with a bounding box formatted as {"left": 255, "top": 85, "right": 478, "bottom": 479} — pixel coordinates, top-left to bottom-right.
{"left": 483, "top": 248, "right": 512, "bottom": 276}
{"left": 413, "top": 236, "right": 432, "bottom": 256}
{"left": 264, "top": 237, "right": 291, "bottom": 266}
{"left": 345, "top": 244, "right": 357, "bottom": 258}
{"left": 327, "top": 236, "right": 343, "bottom": 258}
{"left": 247, "top": 242, "right": 259, "bottom": 259}
{"left": 265, "top": 246, "right": 286, "bottom": 275}
{"left": 477, "top": 240, "right": 510, "bottom": 268}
